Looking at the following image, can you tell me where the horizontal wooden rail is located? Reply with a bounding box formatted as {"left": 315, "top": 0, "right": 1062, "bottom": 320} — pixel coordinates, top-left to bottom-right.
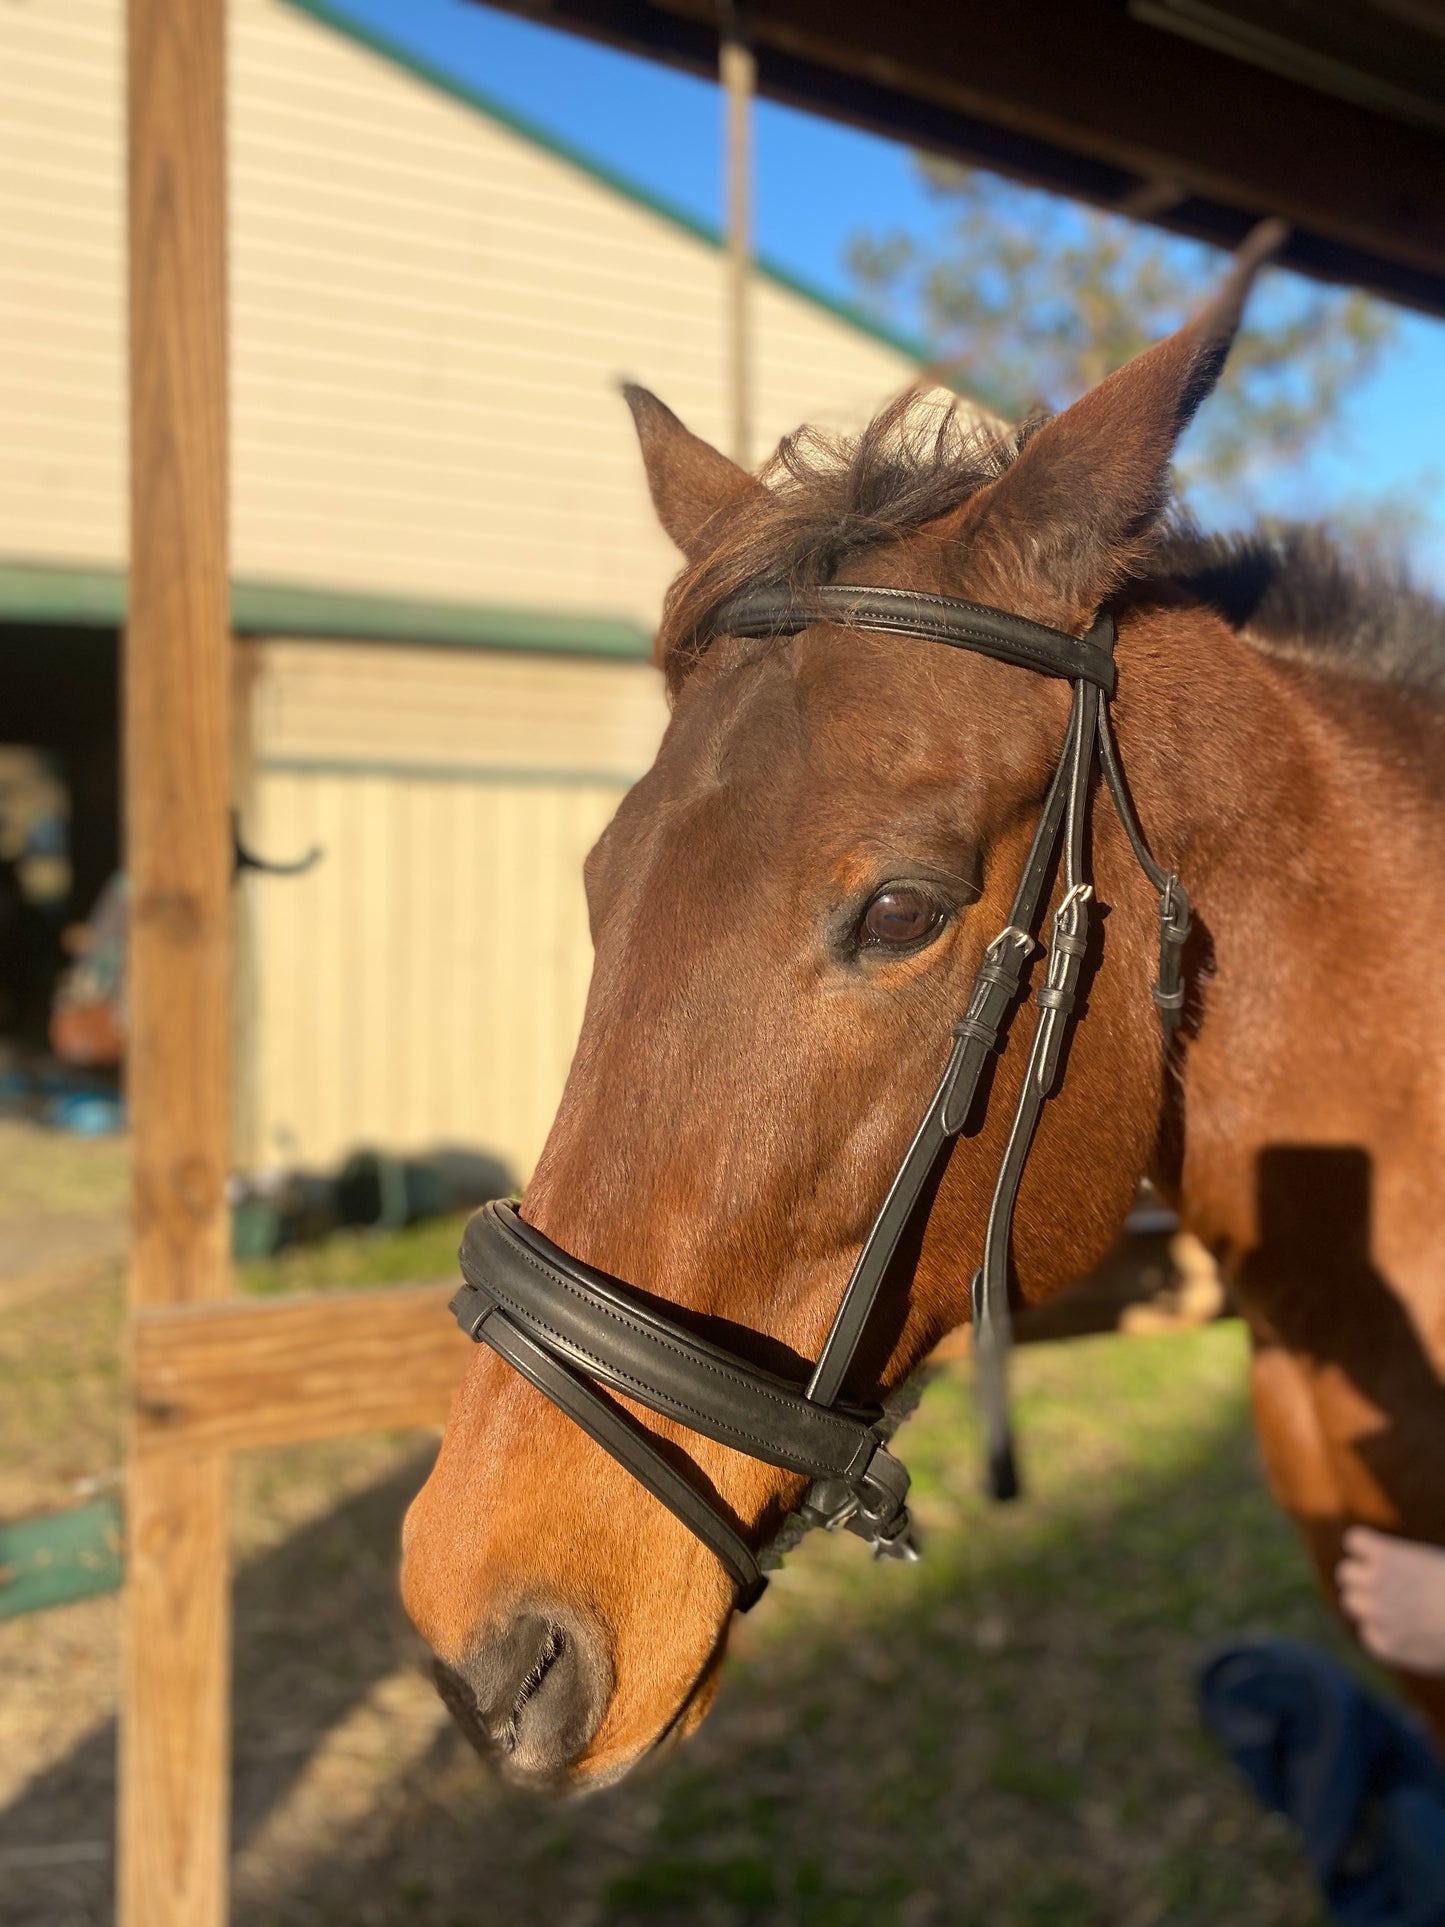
{"left": 129, "top": 1224, "right": 1226, "bottom": 1458}
{"left": 132, "top": 1283, "right": 472, "bottom": 1456}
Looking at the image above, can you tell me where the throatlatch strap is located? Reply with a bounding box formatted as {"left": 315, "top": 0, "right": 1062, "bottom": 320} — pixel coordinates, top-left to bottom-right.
{"left": 1097, "top": 704, "right": 1192, "bottom": 1037}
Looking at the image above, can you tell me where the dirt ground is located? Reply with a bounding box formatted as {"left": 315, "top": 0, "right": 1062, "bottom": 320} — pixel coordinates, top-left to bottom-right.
{"left": 0, "top": 1121, "right": 1351, "bottom": 1926}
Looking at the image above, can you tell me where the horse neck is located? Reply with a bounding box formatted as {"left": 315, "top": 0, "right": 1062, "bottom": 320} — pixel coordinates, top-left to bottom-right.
{"left": 1104, "top": 597, "right": 1308, "bottom": 892}
{"left": 1104, "top": 593, "right": 1444, "bottom": 1269}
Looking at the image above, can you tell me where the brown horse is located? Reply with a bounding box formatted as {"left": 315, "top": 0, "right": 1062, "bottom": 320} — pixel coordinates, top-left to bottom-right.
{"left": 402, "top": 239, "right": 1445, "bottom": 1787}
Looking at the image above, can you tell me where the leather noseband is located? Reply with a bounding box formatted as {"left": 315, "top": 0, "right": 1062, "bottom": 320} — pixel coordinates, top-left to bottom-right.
{"left": 449, "top": 583, "right": 1190, "bottom": 1610}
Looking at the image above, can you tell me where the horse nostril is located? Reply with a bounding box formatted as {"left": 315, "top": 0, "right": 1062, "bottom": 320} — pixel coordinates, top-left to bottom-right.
{"left": 434, "top": 1604, "right": 611, "bottom": 1780}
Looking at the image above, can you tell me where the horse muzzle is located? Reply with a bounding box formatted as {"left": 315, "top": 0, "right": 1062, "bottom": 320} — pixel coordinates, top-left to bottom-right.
{"left": 432, "top": 1600, "right": 613, "bottom": 1784}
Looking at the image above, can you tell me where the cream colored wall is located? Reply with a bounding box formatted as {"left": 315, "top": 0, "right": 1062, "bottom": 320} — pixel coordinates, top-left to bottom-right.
{"left": 0, "top": 4, "right": 125, "bottom": 566}
{"left": 2, "top": 0, "right": 919, "bottom": 621}
{"left": 240, "top": 636, "right": 665, "bottom": 1177}
{"left": 251, "top": 638, "right": 668, "bottom": 782}
{"left": 3, "top": 0, "right": 922, "bottom": 1179}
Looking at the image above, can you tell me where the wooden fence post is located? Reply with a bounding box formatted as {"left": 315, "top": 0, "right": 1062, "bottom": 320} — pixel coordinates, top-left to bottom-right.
{"left": 121, "top": 0, "right": 232, "bottom": 1921}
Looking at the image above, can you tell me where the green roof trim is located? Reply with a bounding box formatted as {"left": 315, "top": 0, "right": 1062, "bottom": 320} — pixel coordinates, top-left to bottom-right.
{"left": 0, "top": 562, "right": 128, "bottom": 627}
{"left": 230, "top": 578, "right": 652, "bottom": 656}
{"left": 0, "top": 561, "right": 653, "bottom": 659}
{"left": 262, "top": 754, "right": 639, "bottom": 788}
{"left": 280, "top": 0, "right": 930, "bottom": 367}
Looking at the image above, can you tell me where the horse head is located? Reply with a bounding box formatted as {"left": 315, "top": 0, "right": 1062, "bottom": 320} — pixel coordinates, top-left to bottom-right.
{"left": 400, "top": 231, "right": 1280, "bottom": 1786}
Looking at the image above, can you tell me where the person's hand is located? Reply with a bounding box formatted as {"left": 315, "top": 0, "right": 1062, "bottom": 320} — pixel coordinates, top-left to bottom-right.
{"left": 1337, "top": 1526, "right": 1445, "bottom": 1676}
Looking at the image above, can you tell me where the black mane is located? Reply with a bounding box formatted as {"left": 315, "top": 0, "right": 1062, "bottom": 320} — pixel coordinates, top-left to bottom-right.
{"left": 1155, "top": 521, "right": 1445, "bottom": 701}
{"left": 662, "top": 392, "right": 1445, "bottom": 701}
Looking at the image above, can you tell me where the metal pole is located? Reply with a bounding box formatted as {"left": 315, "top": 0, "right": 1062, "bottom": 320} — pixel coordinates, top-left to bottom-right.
{"left": 720, "top": 4, "right": 754, "bottom": 469}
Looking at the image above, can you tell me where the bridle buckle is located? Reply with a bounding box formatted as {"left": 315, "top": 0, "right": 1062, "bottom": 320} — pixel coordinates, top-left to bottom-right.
{"left": 1053, "top": 881, "right": 1094, "bottom": 922}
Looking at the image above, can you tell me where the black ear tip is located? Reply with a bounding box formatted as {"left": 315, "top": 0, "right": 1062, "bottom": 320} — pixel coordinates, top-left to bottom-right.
{"left": 619, "top": 380, "right": 669, "bottom": 426}
{"left": 1237, "top": 217, "right": 1289, "bottom": 274}
{"left": 1191, "top": 217, "right": 1289, "bottom": 375}
{"left": 1213, "top": 219, "right": 1289, "bottom": 327}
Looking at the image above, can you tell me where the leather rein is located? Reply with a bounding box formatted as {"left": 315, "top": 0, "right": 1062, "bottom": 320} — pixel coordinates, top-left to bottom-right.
{"left": 450, "top": 583, "right": 1189, "bottom": 1611}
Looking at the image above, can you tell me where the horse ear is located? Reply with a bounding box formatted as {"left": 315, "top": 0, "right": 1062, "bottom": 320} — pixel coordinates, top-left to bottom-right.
{"left": 961, "top": 220, "right": 1287, "bottom": 624}
{"left": 623, "top": 384, "right": 764, "bottom": 559}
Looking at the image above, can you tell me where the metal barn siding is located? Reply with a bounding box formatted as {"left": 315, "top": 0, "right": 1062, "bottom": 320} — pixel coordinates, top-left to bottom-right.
{"left": 4, "top": 0, "right": 923, "bottom": 1179}
{"left": 240, "top": 639, "right": 665, "bottom": 1176}
{"left": 3, "top": 0, "right": 921, "bottom": 609}
{"left": 0, "top": 5, "right": 125, "bottom": 566}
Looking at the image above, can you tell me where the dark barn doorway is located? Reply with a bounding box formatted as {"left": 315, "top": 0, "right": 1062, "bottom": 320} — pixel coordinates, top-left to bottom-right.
{"left": 0, "top": 624, "right": 120, "bottom": 1060}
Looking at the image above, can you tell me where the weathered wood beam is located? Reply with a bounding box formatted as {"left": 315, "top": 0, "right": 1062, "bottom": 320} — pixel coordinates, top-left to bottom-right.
{"left": 121, "top": 1458, "right": 231, "bottom": 1926}
{"left": 474, "top": 0, "right": 1445, "bottom": 316}
{"left": 742, "top": 0, "right": 1445, "bottom": 287}
{"left": 132, "top": 1285, "right": 470, "bottom": 1456}
{"left": 122, "top": 0, "right": 232, "bottom": 1919}
{"left": 128, "top": 1242, "right": 1226, "bottom": 1460}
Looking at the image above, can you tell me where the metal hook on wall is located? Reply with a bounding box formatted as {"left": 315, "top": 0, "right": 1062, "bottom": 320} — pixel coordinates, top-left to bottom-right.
{"left": 231, "top": 809, "right": 323, "bottom": 881}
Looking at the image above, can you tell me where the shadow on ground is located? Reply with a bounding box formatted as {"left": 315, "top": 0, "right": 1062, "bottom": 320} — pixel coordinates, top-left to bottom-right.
{"left": 1, "top": 1451, "right": 436, "bottom": 1927}
{"left": 2, "top": 1332, "right": 1343, "bottom": 1927}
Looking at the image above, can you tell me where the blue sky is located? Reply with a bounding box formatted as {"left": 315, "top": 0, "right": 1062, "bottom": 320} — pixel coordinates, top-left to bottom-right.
{"left": 320, "top": 0, "right": 1445, "bottom": 581}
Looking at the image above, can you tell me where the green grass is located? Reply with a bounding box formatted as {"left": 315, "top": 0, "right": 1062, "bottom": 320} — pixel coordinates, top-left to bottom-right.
{"left": 534, "top": 1325, "right": 1339, "bottom": 1927}
{"left": 218, "top": 1323, "right": 1343, "bottom": 1926}
{"left": 236, "top": 1212, "right": 472, "bottom": 1297}
{"left": 0, "top": 1119, "right": 1346, "bottom": 1924}
{"left": 0, "top": 1118, "right": 129, "bottom": 1220}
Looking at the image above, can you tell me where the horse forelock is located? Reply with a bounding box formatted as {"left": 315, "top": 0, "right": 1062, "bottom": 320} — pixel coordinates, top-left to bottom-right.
{"left": 653, "top": 389, "right": 1445, "bottom": 715}
{"left": 655, "top": 392, "right": 1028, "bottom": 687}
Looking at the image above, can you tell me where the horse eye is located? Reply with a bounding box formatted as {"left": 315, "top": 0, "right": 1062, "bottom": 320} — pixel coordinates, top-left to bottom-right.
{"left": 861, "top": 887, "right": 942, "bottom": 948}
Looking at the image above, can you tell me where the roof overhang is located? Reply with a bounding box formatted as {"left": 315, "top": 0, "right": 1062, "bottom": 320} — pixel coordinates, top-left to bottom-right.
{"left": 0, "top": 562, "right": 652, "bottom": 659}
{"left": 475, "top": 0, "right": 1445, "bottom": 318}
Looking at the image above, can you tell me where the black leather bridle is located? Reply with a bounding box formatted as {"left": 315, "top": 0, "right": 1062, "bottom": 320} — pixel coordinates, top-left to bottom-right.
{"left": 450, "top": 584, "right": 1189, "bottom": 1610}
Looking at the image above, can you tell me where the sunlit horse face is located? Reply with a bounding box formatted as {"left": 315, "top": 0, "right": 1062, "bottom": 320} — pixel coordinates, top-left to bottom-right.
{"left": 402, "top": 253, "right": 1268, "bottom": 1785}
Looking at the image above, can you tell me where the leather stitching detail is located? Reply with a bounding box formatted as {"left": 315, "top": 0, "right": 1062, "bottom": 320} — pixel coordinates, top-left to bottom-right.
{"left": 472, "top": 1221, "right": 866, "bottom": 1469}
{"left": 709, "top": 584, "right": 1116, "bottom": 690}
{"left": 483, "top": 1315, "right": 761, "bottom": 1585}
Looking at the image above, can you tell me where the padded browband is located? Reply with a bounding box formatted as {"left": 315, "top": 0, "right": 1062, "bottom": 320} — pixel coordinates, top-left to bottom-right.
{"left": 454, "top": 1201, "right": 888, "bottom": 1482}
{"left": 708, "top": 584, "right": 1118, "bottom": 696}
